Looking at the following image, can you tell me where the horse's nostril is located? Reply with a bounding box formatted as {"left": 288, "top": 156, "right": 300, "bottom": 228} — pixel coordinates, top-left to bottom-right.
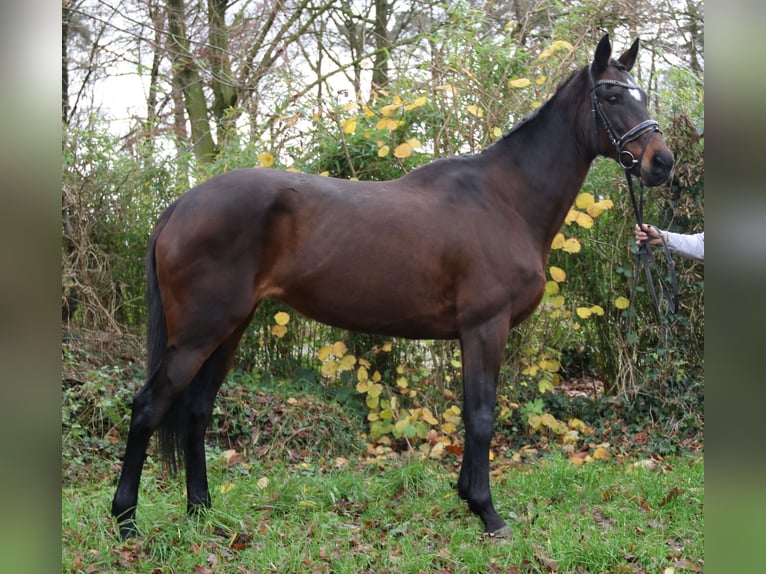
{"left": 653, "top": 152, "right": 673, "bottom": 171}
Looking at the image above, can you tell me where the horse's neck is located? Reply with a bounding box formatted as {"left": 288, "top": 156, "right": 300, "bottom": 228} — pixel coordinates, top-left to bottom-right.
{"left": 485, "top": 85, "right": 593, "bottom": 251}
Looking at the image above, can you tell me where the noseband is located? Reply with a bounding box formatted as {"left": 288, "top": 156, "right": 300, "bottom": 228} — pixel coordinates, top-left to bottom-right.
{"left": 589, "top": 70, "right": 678, "bottom": 322}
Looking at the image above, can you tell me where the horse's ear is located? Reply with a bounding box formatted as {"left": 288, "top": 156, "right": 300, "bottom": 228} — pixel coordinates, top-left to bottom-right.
{"left": 618, "top": 38, "right": 640, "bottom": 71}
{"left": 591, "top": 34, "right": 611, "bottom": 76}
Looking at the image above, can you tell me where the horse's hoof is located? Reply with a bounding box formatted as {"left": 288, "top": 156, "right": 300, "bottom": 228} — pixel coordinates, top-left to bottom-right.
{"left": 486, "top": 524, "right": 513, "bottom": 538}
{"left": 118, "top": 521, "right": 139, "bottom": 540}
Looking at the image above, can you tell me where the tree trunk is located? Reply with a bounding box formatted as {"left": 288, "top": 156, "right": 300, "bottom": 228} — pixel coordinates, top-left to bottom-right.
{"left": 208, "top": 0, "right": 238, "bottom": 143}
{"left": 371, "top": 0, "right": 390, "bottom": 90}
{"left": 166, "top": 0, "right": 217, "bottom": 164}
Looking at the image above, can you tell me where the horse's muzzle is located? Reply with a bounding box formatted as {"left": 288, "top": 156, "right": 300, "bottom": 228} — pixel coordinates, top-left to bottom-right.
{"left": 641, "top": 148, "right": 674, "bottom": 186}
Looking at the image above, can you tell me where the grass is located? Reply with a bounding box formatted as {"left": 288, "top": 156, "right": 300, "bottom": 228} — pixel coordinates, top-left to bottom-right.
{"left": 62, "top": 452, "right": 703, "bottom": 573}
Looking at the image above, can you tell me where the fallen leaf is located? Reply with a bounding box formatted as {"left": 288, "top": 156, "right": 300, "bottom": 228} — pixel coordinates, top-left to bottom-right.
{"left": 660, "top": 487, "right": 682, "bottom": 506}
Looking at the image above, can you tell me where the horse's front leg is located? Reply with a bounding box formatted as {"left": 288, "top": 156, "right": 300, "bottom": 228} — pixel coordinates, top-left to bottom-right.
{"left": 457, "top": 314, "right": 512, "bottom": 537}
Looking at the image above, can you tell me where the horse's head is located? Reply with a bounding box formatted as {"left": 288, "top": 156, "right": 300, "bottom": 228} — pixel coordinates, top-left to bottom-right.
{"left": 589, "top": 34, "right": 674, "bottom": 186}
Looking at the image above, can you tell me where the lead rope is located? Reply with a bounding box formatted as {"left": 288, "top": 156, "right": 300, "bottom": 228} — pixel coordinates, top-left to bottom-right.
{"left": 624, "top": 169, "right": 679, "bottom": 331}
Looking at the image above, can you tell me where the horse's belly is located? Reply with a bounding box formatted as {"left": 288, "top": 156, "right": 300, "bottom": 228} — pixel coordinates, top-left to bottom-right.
{"left": 274, "top": 273, "right": 459, "bottom": 340}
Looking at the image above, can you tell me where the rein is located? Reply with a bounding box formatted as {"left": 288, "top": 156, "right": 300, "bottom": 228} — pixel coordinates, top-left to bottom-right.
{"left": 589, "top": 71, "right": 679, "bottom": 320}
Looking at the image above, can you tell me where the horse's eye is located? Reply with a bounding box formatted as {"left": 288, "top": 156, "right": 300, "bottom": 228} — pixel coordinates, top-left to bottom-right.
{"left": 606, "top": 95, "right": 619, "bottom": 104}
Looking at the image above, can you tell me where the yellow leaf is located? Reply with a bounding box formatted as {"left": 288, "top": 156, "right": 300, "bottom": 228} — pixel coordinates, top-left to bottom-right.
{"left": 405, "top": 96, "right": 427, "bottom": 110}
{"left": 338, "top": 354, "right": 357, "bottom": 371}
{"left": 522, "top": 365, "right": 539, "bottom": 376}
{"left": 394, "top": 142, "right": 412, "bottom": 158}
{"left": 540, "top": 358, "right": 560, "bottom": 372}
{"left": 576, "top": 192, "right": 595, "bottom": 209}
{"left": 382, "top": 343, "right": 392, "bottom": 352}
{"left": 568, "top": 418, "right": 587, "bottom": 431}
{"left": 378, "top": 145, "right": 390, "bottom": 157}
{"left": 274, "top": 311, "right": 290, "bottom": 326}
{"left": 441, "top": 422, "right": 457, "bottom": 435}
{"left": 356, "top": 379, "right": 369, "bottom": 393}
{"left": 406, "top": 138, "right": 422, "bottom": 149}
{"left": 379, "top": 102, "right": 402, "bottom": 116}
{"left": 271, "top": 325, "right": 288, "bottom": 338}
{"left": 466, "top": 104, "right": 484, "bottom": 118}
{"left": 575, "top": 211, "right": 594, "bottom": 229}
{"left": 376, "top": 118, "right": 403, "bottom": 130}
{"left": 538, "top": 48, "right": 553, "bottom": 60}
{"left": 321, "top": 359, "right": 338, "bottom": 377}
{"left": 539, "top": 380, "right": 554, "bottom": 395}
{"left": 364, "top": 105, "right": 375, "bottom": 117}
{"left": 535, "top": 75, "right": 546, "bottom": 85}
{"left": 368, "top": 383, "right": 383, "bottom": 398}
{"left": 576, "top": 307, "right": 592, "bottom": 319}
{"left": 563, "top": 430, "right": 580, "bottom": 444}
{"left": 396, "top": 377, "right": 408, "bottom": 389}
{"left": 562, "top": 238, "right": 581, "bottom": 254}
{"left": 429, "top": 441, "right": 445, "bottom": 459}
{"left": 590, "top": 305, "right": 605, "bottom": 316}
{"left": 593, "top": 446, "right": 611, "bottom": 460}
{"left": 509, "top": 78, "right": 531, "bottom": 88}
{"left": 492, "top": 127, "right": 503, "bottom": 139}
{"left": 319, "top": 171, "right": 329, "bottom": 177}
{"left": 257, "top": 476, "right": 269, "bottom": 489}
{"left": 220, "top": 482, "right": 236, "bottom": 494}
{"left": 341, "top": 117, "right": 357, "bottom": 134}
{"left": 332, "top": 341, "right": 348, "bottom": 357}
{"left": 549, "top": 266, "right": 566, "bottom": 282}
{"left": 258, "top": 151, "right": 275, "bottom": 167}
{"left": 357, "top": 366, "right": 369, "bottom": 382}
{"left": 569, "top": 454, "right": 586, "bottom": 465}
{"left": 545, "top": 280, "right": 560, "bottom": 295}
{"left": 551, "top": 233, "right": 565, "bottom": 250}
{"left": 318, "top": 345, "right": 333, "bottom": 362}
{"left": 372, "top": 370, "right": 382, "bottom": 382}
{"left": 421, "top": 408, "right": 438, "bottom": 425}
{"left": 504, "top": 21, "right": 515, "bottom": 32}
{"left": 551, "top": 40, "right": 574, "bottom": 52}
{"left": 564, "top": 208, "right": 579, "bottom": 225}
{"left": 615, "top": 296, "right": 630, "bottom": 309}
{"left": 550, "top": 295, "right": 565, "bottom": 308}
{"left": 586, "top": 198, "right": 614, "bottom": 217}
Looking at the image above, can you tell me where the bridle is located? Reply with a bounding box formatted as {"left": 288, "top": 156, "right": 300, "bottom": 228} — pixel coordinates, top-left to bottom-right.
{"left": 589, "top": 69, "right": 679, "bottom": 322}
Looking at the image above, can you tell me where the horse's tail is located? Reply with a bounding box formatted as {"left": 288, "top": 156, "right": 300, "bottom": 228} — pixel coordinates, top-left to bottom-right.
{"left": 144, "top": 203, "right": 185, "bottom": 475}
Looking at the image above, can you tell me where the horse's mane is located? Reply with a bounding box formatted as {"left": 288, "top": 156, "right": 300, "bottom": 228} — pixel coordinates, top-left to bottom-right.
{"left": 491, "top": 65, "right": 586, "bottom": 144}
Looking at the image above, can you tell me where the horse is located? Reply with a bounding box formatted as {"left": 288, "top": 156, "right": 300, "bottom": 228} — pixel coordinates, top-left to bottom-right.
{"left": 112, "top": 34, "right": 673, "bottom": 540}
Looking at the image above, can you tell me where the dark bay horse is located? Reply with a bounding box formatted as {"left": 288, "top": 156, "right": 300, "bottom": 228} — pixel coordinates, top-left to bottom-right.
{"left": 112, "top": 35, "right": 673, "bottom": 539}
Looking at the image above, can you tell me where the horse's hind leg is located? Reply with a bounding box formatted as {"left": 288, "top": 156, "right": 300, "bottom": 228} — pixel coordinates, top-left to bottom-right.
{"left": 111, "top": 344, "right": 217, "bottom": 539}
{"left": 185, "top": 322, "right": 251, "bottom": 514}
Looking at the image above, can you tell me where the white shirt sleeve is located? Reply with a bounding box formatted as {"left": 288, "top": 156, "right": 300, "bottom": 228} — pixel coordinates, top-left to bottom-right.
{"left": 666, "top": 231, "right": 704, "bottom": 261}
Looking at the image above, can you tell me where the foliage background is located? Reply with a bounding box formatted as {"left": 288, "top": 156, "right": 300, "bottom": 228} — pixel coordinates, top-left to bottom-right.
{"left": 61, "top": 0, "right": 704, "bottom": 486}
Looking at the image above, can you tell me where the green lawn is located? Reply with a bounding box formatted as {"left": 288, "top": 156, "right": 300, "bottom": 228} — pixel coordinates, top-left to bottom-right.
{"left": 62, "top": 453, "right": 703, "bottom": 573}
